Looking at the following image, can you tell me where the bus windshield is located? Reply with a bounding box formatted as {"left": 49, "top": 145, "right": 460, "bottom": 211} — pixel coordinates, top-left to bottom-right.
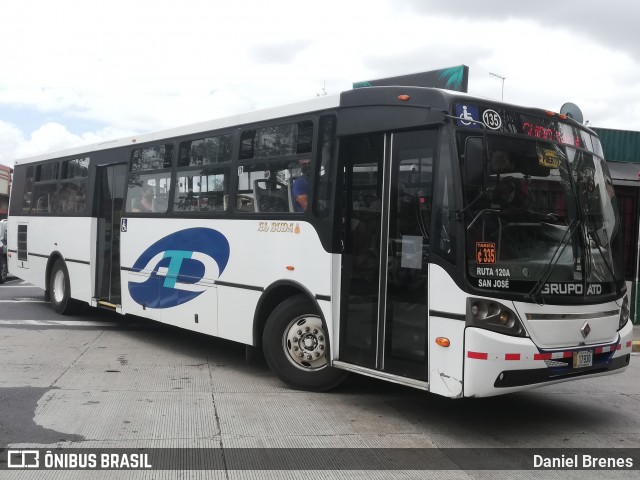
{"left": 462, "top": 133, "right": 625, "bottom": 302}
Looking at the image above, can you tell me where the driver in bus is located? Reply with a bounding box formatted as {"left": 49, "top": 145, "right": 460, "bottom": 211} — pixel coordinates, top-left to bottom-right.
{"left": 292, "top": 159, "right": 311, "bottom": 212}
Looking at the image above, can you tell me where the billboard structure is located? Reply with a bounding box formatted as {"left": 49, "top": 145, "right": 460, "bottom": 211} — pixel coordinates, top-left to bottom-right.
{"left": 354, "top": 65, "right": 469, "bottom": 92}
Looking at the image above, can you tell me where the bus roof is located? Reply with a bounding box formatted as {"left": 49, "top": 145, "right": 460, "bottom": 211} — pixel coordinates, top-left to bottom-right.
{"left": 14, "top": 94, "right": 341, "bottom": 165}
{"left": 13, "top": 86, "right": 592, "bottom": 165}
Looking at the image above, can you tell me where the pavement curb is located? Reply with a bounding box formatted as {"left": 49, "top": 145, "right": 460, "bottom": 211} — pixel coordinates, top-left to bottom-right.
{"left": 633, "top": 341, "right": 640, "bottom": 353}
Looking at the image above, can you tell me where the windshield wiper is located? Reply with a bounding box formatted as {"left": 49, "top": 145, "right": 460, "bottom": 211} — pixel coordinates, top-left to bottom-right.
{"left": 586, "top": 230, "right": 621, "bottom": 296}
{"left": 527, "top": 219, "right": 581, "bottom": 303}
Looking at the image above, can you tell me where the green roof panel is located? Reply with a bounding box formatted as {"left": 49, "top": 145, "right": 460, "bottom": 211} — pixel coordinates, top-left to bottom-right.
{"left": 593, "top": 127, "right": 640, "bottom": 163}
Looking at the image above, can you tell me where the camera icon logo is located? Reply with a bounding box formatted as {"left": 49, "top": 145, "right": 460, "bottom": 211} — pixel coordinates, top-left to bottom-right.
{"left": 7, "top": 450, "right": 39, "bottom": 468}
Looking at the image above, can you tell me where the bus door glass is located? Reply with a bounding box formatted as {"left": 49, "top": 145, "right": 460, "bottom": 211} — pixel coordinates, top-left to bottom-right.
{"left": 96, "top": 163, "right": 127, "bottom": 304}
{"left": 340, "top": 130, "right": 435, "bottom": 380}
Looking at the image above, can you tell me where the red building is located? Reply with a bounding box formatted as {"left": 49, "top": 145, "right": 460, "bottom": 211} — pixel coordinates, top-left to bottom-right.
{"left": 0, "top": 164, "right": 11, "bottom": 220}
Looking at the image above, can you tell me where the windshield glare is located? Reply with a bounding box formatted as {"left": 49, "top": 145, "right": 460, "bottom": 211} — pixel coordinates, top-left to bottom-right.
{"left": 462, "top": 134, "right": 624, "bottom": 301}
{"left": 568, "top": 148, "right": 622, "bottom": 286}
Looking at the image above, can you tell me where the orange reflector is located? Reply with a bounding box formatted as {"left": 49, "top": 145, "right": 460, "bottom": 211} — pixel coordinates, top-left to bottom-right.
{"left": 435, "top": 337, "right": 450, "bottom": 348}
{"left": 559, "top": 114, "right": 567, "bottom": 120}
{"left": 397, "top": 94, "right": 410, "bottom": 102}
{"left": 286, "top": 266, "right": 295, "bottom": 271}
{"left": 545, "top": 111, "right": 556, "bottom": 117}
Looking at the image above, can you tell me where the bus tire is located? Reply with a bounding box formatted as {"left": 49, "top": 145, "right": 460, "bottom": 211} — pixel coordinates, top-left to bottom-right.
{"left": 49, "top": 259, "right": 78, "bottom": 315}
{"left": 0, "top": 256, "right": 7, "bottom": 284}
{"left": 262, "top": 295, "right": 347, "bottom": 392}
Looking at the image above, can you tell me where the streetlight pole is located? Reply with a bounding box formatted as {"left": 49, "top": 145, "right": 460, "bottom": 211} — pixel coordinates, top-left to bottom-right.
{"left": 489, "top": 72, "right": 506, "bottom": 101}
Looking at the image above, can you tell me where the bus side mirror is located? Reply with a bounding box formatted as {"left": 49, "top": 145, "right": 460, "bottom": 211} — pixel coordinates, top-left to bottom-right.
{"left": 463, "top": 137, "right": 485, "bottom": 186}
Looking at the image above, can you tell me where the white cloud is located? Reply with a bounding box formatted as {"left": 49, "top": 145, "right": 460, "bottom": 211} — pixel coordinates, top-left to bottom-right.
{"left": 0, "top": 122, "right": 133, "bottom": 167}
{"left": 14, "top": 123, "right": 102, "bottom": 159}
{"left": 0, "top": 121, "right": 24, "bottom": 166}
{"left": 401, "top": 1, "right": 640, "bottom": 63}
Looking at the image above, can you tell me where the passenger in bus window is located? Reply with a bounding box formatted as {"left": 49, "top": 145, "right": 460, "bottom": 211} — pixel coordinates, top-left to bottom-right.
{"left": 292, "top": 159, "right": 311, "bottom": 212}
{"left": 131, "top": 184, "right": 154, "bottom": 213}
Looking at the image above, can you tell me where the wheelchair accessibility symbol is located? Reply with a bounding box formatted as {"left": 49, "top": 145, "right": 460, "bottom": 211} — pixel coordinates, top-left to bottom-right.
{"left": 455, "top": 104, "right": 480, "bottom": 128}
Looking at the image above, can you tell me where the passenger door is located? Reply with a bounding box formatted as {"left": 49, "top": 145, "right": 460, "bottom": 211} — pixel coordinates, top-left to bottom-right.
{"left": 339, "top": 130, "right": 435, "bottom": 380}
{"left": 95, "top": 163, "right": 127, "bottom": 306}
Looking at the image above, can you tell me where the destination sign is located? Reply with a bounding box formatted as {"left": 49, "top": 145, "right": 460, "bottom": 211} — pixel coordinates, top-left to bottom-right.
{"left": 452, "top": 103, "right": 600, "bottom": 152}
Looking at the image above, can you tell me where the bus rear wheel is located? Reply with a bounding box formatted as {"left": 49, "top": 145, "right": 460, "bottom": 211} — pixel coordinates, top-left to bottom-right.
{"left": 49, "top": 259, "right": 78, "bottom": 315}
{"left": 263, "top": 295, "right": 347, "bottom": 392}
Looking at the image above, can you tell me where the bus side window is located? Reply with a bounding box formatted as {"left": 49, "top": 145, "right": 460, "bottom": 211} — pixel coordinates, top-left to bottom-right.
{"left": 126, "top": 144, "right": 173, "bottom": 214}
{"left": 174, "top": 170, "right": 229, "bottom": 214}
{"left": 21, "top": 166, "right": 35, "bottom": 213}
{"left": 33, "top": 184, "right": 57, "bottom": 213}
{"left": 56, "top": 157, "right": 90, "bottom": 214}
{"left": 126, "top": 174, "right": 172, "bottom": 214}
{"left": 30, "top": 162, "right": 59, "bottom": 215}
{"left": 236, "top": 159, "right": 311, "bottom": 214}
{"left": 236, "top": 119, "right": 315, "bottom": 215}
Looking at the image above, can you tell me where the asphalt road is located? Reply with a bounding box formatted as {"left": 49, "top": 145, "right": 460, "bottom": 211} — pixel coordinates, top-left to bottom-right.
{"left": 1, "top": 277, "right": 639, "bottom": 479}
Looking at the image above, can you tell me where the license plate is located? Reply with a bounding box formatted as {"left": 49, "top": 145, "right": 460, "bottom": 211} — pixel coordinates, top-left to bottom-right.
{"left": 573, "top": 350, "right": 593, "bottom": 368}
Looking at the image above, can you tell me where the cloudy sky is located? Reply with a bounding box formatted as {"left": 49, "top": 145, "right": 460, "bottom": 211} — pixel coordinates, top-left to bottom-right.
{"left": 1, "top": 0, "right": 639, "bottom": 167}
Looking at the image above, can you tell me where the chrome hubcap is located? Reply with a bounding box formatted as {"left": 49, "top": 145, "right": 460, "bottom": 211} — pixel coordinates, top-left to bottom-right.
{"left": 53, "top": 270, "right": 65, "bottom": 303}
{"left": 283, "top": 315, "right": 327, "bottom": 371}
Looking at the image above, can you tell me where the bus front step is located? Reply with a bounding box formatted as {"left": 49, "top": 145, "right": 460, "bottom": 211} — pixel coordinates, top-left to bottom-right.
{"left": 95, "top": 299, "right": 119, "bottom": 311}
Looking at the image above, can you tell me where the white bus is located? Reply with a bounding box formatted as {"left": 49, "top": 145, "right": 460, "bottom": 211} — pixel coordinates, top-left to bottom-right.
{"left": 7, "top": 87, "right": 634, "bottom": 397}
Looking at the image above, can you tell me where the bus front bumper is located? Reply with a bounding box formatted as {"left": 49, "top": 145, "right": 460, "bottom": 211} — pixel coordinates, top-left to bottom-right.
{"left": 463, "top": 321, "right": 634, "bottom": 398}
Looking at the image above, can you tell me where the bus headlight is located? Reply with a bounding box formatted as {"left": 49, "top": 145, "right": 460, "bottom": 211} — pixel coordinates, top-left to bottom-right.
{"left": 466, "top": 298, "right": 526, "bottom": 337}
{"left": 619, "top": 296, "right": 630, "bottom": 331}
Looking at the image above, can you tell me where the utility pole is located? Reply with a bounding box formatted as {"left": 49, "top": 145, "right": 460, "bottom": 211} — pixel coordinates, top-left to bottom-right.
{"left": 489, "top": 72, "right": 506, "bottom": 101}
{"left": 317, "top": 80, "right": 327, "bottom": 97}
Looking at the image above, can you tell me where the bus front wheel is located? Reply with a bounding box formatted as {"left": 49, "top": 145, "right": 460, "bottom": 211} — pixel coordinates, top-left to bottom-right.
{"left": 49, "top": 259, "right": 77, "bottom": 315}
{"left": 263, "top": 295, "right": 347, "bottom": 392}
